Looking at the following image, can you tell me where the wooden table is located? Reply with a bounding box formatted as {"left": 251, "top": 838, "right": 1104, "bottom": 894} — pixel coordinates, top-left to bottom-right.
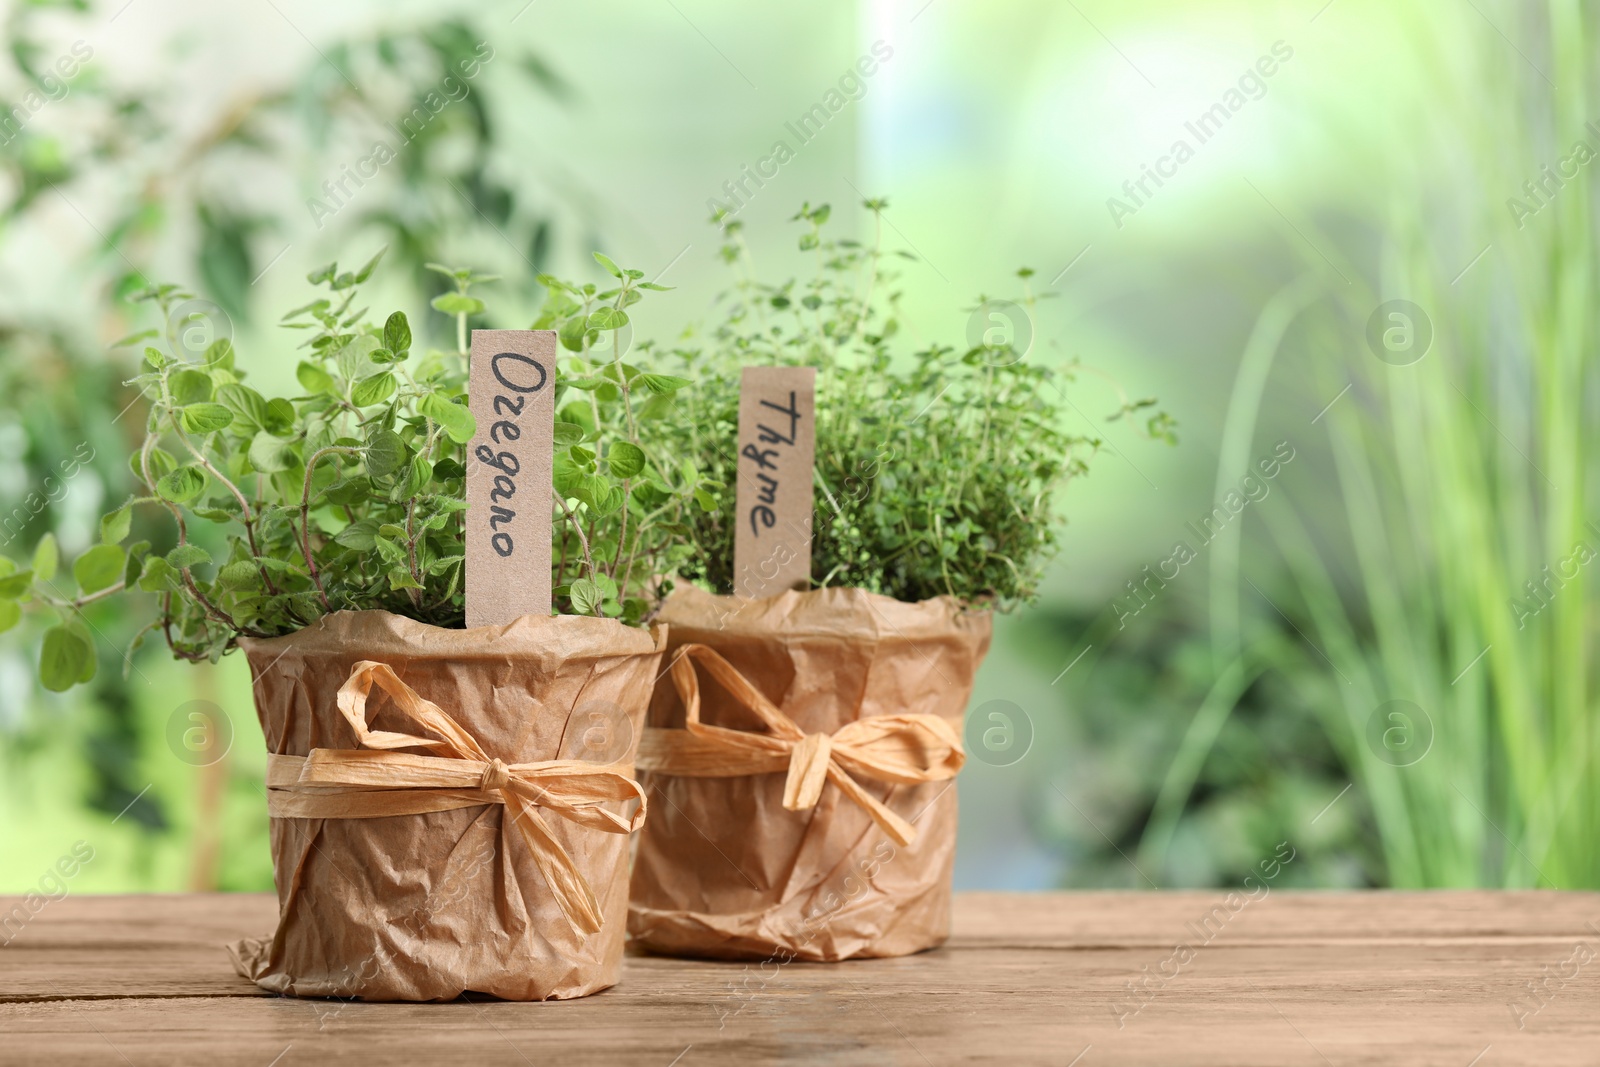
{"left": 3, "top": 891, "right": 1597, "bottom": 1064}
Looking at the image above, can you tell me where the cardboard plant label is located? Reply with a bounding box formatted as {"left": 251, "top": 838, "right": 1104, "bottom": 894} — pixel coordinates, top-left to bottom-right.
{"left": 732, "top": 365, "right": 816, "bottom": 599}
{"left": 466, "top": 330, "right": 556, "bottom": 627}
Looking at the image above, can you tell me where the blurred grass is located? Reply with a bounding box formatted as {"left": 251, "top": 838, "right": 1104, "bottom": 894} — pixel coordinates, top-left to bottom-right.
{"left": 1166, "top": 0, "right": 1600, "bottom": 888}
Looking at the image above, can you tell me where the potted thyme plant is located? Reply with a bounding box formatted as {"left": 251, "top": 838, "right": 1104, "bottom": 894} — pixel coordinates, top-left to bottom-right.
{"left": 627, "top": 201, "right": 1176, "bottom": 962}
{"left": 0, "top": 250, "right": 710, "bottom": 1001}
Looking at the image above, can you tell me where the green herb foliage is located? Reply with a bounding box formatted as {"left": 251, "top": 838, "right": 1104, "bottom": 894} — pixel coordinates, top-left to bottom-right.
{"left": 1, "top": 251, "right": 697, "bottom": 691}
{"left": 660, "top": 200, "right": 1176, "bottom": 610}
{"left": 531, "top": 255, "right": 703, "bottom": 623}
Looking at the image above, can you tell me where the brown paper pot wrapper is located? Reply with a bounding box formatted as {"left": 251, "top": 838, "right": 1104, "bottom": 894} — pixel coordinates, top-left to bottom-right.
{"left": 230, "top": 609, "right": 666, "bottom": 1001}
{"left": 628, "top": 586, "right": 991, "bottom": 962}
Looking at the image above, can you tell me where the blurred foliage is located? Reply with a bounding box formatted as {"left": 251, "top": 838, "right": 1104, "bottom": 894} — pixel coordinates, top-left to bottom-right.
{"left": 1020, "top": 603, "right": 1377, "bottom": 889}
{"left": 1234, "top": 1, "right": 1600, "bottom": 887}
{"left": 0, "top": 1, "right": 574, "bottom": 863}
{"left": 1036, "top": 0, "right": 1600, "bottom": 890}
{"left": 0, "top": 3, "right": 566, "bottom": 318}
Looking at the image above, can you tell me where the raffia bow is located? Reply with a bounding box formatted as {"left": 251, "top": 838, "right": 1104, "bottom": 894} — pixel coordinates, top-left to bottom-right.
{"left": 636, "top": 644, "right": 964, "bottom": 846}
{"left": 264, "top": 660, "right": 646, "bottom": 938}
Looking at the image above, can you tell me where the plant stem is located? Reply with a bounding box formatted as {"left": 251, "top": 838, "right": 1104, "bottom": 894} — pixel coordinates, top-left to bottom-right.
{"left": 299, "top": 446, "right": 361, "bottom": 611}
{"left": 836, "top": 207, "right": 882, "bottom": 357}
{"left": 555, "top": 523, "right": 569, "bottom": 590}
{"left": 611, "top": 479, "right": 630, "bottom": 581}
{"left": 164, "top": 385, "right": 279, "bottom": 596}
{"left": 141, "top": 427, "right": 243, "bottom": 635}
{"left": 41, "top": 581, "right": 126, "bottom": 611}
{"left": 403, "top": 498, "right": 424, "bottom": 610}
{"left": 610, "top": 283, "right": 637, "bottom": 438}
{"left": 161, "top": 594, "right": 210, "bottom": 662}
{"left": 553, "top": 489, "right": 594, "bottom": 578}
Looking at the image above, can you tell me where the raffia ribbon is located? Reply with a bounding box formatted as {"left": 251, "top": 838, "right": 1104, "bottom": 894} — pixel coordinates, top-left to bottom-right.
{"left": 265, "top": 660, "right": 646, "bottom": 938}
{"left": 636, "top": 644, "right": 964, "bottom": 846}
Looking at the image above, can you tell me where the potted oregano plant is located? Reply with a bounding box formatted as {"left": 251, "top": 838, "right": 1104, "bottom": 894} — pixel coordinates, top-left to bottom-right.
{"left": 626, "top": 201, "right": 1176, "bottom": 962}
{"left": 0, "top": 250, "right": 710, "bottom": 1001}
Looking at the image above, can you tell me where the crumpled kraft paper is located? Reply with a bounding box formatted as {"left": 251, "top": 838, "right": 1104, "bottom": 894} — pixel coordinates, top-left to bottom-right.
{"left": 231, "top": 609, "right": 666, "bottom": 1001}
{"left": 628, "top": 586, "right": 991, "bottom": 961}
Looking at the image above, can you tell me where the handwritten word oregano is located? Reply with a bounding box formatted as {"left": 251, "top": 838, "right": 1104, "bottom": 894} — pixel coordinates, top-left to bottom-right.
{"left": 466, "top": 329, "right": 555, "bottom": 626}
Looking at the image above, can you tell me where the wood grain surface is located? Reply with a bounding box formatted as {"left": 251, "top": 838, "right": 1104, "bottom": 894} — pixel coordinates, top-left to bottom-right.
{"left": 2, "top": 890, "right": 1597, "bottom": 1065}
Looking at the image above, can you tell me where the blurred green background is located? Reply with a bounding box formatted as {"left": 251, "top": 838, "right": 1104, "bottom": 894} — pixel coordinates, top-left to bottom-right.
{"left": 2, "top": 0, "right": 1595, "bottom": 893}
